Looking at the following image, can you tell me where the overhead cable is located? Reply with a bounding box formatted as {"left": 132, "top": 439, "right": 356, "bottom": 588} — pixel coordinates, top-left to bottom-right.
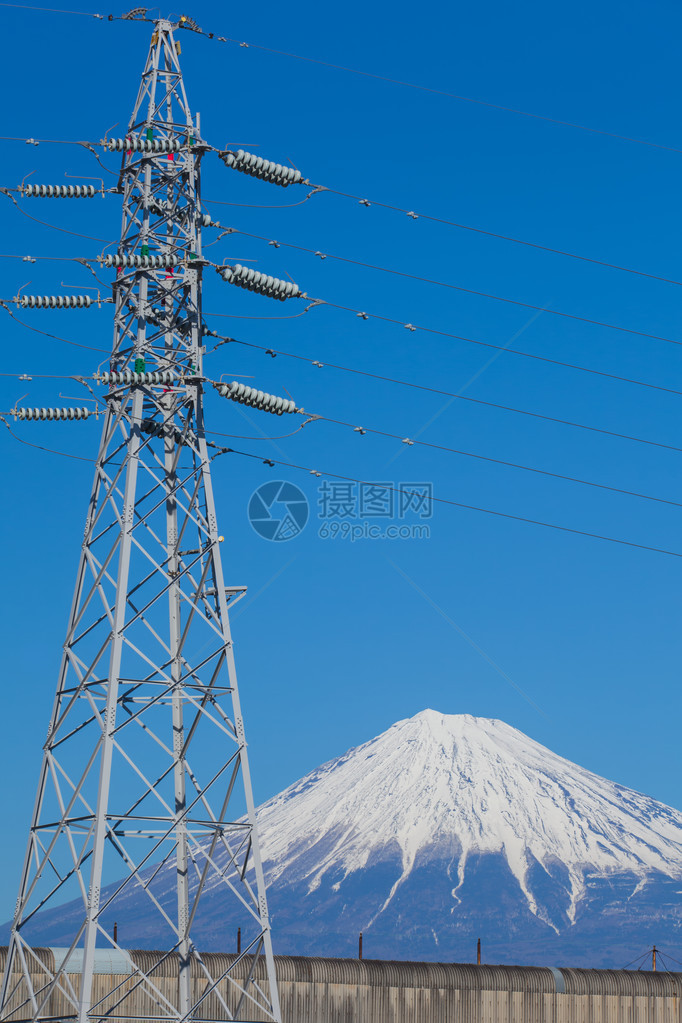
{"left": 0, "top": 10, "right": 678, "bottom": 156}
{"left": 311, "top": 413, "right": 682, "bottom": 508}
{"left": 2, "top": 413, "right": 679, "bottom": 556}
{"left": 218, "top": 147, "right": 682, "bottom": 287}
{"left": 228, "top": 227, "right": 682, "bottom": 349}
{"left": 204, "top": 194, "right": 313, "bottom": 211}
{"left": 318, "top": 301, "right": 682, "bottom": 398}
{"left": 0, "top": 302, "right": 109, "bottom": 352}
{"left": 1, "top": 190, "right": 114, "bottom": 243}
{"left": 1, "top": 240, "right": 678, "bottom": 394}
{"left": 213, "top": 446, "right": 682, "bottom": 559}
{"left": 0, "top": 414, "right": 95, "bottom": 462}
{"left": 207, "top": 37, "right": 682, "bottom": 156}
{"left": 1, "top": 136, "right": 680, "bottom": 290}
{"left": 0, "top": 1, "right": 101, "bottom": 15}
{"left": 206, "top": 303, "right": 682, "bottom": 398}
{"left": 5, "top": 352, "right": 679, "bottom": 456}
{"left": 206, "top": 332, "right": 682, "bottom": 455}
{"left": 315, "top": 187, "right": 682, "bottom": 289}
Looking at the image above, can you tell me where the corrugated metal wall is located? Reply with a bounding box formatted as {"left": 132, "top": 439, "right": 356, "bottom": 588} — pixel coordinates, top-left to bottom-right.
{"left": 1, "top": 949, "right": 680, "bottom": 1023}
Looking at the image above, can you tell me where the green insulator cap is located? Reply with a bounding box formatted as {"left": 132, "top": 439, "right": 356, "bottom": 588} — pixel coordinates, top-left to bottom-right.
{"left": 134, "top": 357, "right": 146, "bottom": 373}
{"left": 140, "top": 244, "right": 150, "bottom": 257}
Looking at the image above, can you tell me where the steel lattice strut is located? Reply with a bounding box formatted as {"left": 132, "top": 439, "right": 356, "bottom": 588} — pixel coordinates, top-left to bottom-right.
{"left": 0, "top": 19, "right": 281, "bottom": 1023}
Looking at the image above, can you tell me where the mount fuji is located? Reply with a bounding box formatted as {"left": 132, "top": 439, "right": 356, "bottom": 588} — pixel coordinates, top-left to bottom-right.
{"left": 258, "top": 710, "right": 682, "bottom": 965}
{"left": 9, "top": 711, "right": 682, "bottom": 966}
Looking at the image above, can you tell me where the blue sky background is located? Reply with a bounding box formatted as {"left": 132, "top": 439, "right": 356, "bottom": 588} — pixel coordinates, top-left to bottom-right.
{"left": 0, "top": 0, "right": 680, "bottom": 920}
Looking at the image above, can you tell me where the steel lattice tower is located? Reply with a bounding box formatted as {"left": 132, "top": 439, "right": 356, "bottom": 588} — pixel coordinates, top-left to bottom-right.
{"left": 1, "top": 19, "right": 281, "bottom": 1023}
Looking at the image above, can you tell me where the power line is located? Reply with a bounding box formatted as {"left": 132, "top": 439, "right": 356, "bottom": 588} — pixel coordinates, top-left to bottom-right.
{"left": 311, "top": 413, "right": 682, "bottom": 508}
{"left": 5, "top": 345, "right": 678, "bottom": 458}
{"left": 0, "top": 242, "right": 677, "bottom": 395}
{"left": 204, "top": 195, "right": 313, "bottom": 212}
{"left": 211, "top": 37, "right": 682, "bottom": 157}
{"left": 622, "top": 950, "right": 656, "bottom": 971}
{"left": 206, "top": 420, "right": 314, "bottom": 442}
{"left": 219, "top": 445, "right": 682, "bottom": 559}
{"left": 228, "top": 227, "right": 682, "bottom": 349}
{"left": 14, "top": 171, "right": 677, "bottom": 295}
{"left": 0, "top": 1, "right": 101, "bottom": 15}
{"left": 1, "top": 191, "right": 115, "bottom": 243}
{"left": 316, "top": 302, "right": 682, "bottom": 398}
{"left": 0, "top": 252, "right": 88, "bottom": 262}
{"left": 2, "top": 140, "right": 679, "bottom": 292}
{"left": 0, "top": 302, "right": 110, "bottom": 352}
{"left": 208, "top": 333, "right": 682, "bottom": 454}
{"left": 3, "top": 410, "right": 677, "bottom": 557}
{"left": 1, "top": 342, "right": 671, "bottom": 503}
{"left": 0, "top": 413, "right": 95, "bottom": 461}
{"left": 2, "top": 131, "right": 681, "bottom": 295}
{"left": 4, "top": 332, "right": 680, "bottom": 460}
{"left": 1, "top": 6, "right": 679, "bottom": 158}
{"left": 0, "top": 135, "right": 92, "bottom": 144}
{"left": 0, "top": 371, "right": 95, "bottom": 379}
{"left": 208, "top": 303, "right": 682, "bottom": 396}
{"left": 315, "top": 187, "right": 682, "bottom": 289}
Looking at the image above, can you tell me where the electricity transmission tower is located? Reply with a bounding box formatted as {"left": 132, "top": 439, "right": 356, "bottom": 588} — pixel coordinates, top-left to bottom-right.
{"left": 1, "top": 19, "right": 282, "bottom": 1023}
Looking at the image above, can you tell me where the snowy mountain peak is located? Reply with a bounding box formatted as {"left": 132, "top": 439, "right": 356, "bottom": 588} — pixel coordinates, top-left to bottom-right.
{"left": 259, "top": 711, "right": 682, "bottom": 926}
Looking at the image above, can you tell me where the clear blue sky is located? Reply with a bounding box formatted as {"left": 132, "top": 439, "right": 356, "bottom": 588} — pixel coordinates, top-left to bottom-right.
{"left": 0, "top": 0, "right": 680, "bottom": 920}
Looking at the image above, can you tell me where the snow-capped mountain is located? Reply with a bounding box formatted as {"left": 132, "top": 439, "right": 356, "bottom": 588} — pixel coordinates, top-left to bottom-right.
{"left": 261, "top": 710, "right": 682, "bottom": 925}
{"left": 257, "top": 710, "right": 682, "bottom": 964}
{"left": 9, "top": 711, "right": 682, "bottom": 966}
